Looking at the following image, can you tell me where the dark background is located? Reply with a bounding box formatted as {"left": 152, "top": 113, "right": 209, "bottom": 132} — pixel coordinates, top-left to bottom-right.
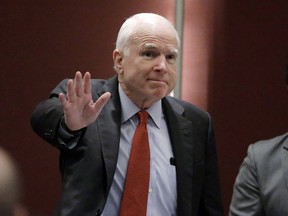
{"left": 1, "top": 0, "right": 287, "bottom": 215}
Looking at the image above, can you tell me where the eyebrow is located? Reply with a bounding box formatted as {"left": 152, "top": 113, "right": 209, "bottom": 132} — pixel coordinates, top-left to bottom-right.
{"left": 141, "top": 43, "right": 178, "bottom": 54}
{"left": 141, "top": 43, "right": 158, "bottom": 50}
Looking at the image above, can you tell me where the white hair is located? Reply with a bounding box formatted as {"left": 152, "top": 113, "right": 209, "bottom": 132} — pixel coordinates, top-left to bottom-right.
{"left": 115, "top": 13, "right": 180, "bottom": 56}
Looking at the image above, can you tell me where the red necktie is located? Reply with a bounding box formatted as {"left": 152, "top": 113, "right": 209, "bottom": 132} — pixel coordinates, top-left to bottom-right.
{"left": 120, "top": 111, "right": 150, "bottom": 216}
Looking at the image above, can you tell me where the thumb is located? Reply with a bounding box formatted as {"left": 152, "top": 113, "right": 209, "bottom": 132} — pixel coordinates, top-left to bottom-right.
{"left": 93, "top": 92, "right": 111, "bottom": 114}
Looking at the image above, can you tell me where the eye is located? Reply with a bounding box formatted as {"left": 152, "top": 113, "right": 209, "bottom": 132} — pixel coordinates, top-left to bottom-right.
{"left": 166, "top": 53, "right": 177, "bottom": 64}
{"left": 142, "top": 51, "right": 157, "bottom": 59}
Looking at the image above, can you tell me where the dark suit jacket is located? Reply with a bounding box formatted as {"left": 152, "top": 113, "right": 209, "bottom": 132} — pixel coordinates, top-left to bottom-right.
{"left": 31, "top": 76, "right": 223, "bottom": 216}
{"left": 229, "top": 133, "right": 288, "bottom": 216}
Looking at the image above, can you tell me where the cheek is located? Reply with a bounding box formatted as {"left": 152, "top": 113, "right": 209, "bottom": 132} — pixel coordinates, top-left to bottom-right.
{"left": 117, "top": 69, "right": 124, "bottom": 83}
{"left": 121, "top": 67, "right": 144, "bottom": 89}
{"left": 169, "top": 69, "right": 177, "bottom": 86}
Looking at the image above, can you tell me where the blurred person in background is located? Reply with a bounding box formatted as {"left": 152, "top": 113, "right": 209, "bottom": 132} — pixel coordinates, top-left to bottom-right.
{"left": 0, "top": 147, "right": 29, "bottom": 216}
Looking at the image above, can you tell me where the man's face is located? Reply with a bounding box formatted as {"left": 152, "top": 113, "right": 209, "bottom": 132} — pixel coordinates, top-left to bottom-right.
{"left": 115, "top": 24, "right": 178, "bottom": 108}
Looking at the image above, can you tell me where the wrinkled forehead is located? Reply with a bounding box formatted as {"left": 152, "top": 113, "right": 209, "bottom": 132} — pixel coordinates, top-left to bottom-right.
{"left": 129, "top": 33, "right": 179, "bottom": 55}
{"left": 129, "top": 22, "right": 179, "bottom": 49}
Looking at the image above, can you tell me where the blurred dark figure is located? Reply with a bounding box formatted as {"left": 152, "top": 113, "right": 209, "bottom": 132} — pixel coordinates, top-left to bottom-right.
{"left": 0, "top": 147, "right": 29, "bottom": 216}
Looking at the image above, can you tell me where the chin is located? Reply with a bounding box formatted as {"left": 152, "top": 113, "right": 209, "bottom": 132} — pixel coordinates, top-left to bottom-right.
{"left": 152, "top": 90, "right": 168, "bottom": 100}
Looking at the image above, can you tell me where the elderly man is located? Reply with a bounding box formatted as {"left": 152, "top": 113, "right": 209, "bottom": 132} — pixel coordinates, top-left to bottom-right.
{"left": 31, "top": 13, "right": 223, "bottom": 216}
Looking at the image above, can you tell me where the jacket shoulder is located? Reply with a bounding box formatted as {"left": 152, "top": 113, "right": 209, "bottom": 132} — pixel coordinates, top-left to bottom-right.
{"left": 251, "top": 133, "right": 288, "bottom": 152}
{"left": 249, "top": 133, "right": 288, "bottom": 166}
{"left": 50, "top": 76, "right": 116, "bottom": 97}
{"left": 165, "top": 96, "right": 211, "bottom": 120}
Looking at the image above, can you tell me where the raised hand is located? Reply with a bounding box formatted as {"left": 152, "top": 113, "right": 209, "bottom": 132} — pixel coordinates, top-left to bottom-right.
{"left": 59, "top": 71, "right": 111, "bottom": 131}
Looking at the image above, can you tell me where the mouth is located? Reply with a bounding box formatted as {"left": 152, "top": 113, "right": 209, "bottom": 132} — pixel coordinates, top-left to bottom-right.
{"left": 147, "top": 79, "right": 167, "bottom": 84}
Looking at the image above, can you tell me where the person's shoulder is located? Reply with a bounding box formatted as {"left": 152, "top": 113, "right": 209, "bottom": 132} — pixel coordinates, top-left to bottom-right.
{"left": 164, "top": 96, "right": 211, "bottom": 124}
{"left": 90, "top": 75, "right": 118, "bottom": 90}
{"left": 249, "top": 132, "right": 288, "bottom": 158}
{"left": 90, "top": 78, "right": 109, "bottom": 86}
{"left": 55, "top": 76, "right": 109, "bottom": 89}
{"left": 165, "top": 96, "right": 209, "bottom": 115}
{"left": 253, "top": 132, "right": 288, "bottom": 148}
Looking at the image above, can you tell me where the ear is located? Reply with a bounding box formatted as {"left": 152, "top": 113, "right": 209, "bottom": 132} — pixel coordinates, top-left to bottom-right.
{"left": 113, "top": 49, "right": 123, "bottom": 73}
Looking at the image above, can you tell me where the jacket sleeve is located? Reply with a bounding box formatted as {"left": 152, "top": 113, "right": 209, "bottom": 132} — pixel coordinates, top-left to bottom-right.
{"left": 30, "top": 79, "right": 83, "bottom": 149}
{"left": 229, "top": 144, "right": 264, "bottom": 216}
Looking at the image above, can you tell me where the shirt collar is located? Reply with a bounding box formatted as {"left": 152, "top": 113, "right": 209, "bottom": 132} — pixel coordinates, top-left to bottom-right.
{"left": 118, "top": 84, "right": 162, "bottom": 128}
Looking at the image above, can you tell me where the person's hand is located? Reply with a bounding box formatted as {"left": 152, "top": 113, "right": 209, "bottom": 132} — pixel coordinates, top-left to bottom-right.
{"left": 59, "top": 71, "right": 111, "bottom": 131}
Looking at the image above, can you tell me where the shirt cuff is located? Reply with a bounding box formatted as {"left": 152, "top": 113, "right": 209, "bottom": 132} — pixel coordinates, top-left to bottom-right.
{"left": 57, "top": 117, "right": 85, "bottom": 149}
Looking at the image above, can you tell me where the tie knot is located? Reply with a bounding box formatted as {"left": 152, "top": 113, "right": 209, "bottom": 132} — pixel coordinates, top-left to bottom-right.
{"left": 137, "top": 111, "right": 149, "bottom": 124}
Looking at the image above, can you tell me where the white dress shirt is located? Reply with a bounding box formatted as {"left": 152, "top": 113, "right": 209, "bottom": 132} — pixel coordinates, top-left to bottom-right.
{"left": 102, "top": 85, "right": 177, "bottom": 216}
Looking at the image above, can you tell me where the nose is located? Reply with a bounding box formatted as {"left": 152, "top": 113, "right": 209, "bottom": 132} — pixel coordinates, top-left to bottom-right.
{"left": 154, "top": 55, "right": 168, "bottom": 73}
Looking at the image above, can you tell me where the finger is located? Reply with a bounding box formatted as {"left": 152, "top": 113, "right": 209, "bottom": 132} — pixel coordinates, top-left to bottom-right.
{"left": 83, "top": 72, "right": 91, "bottom": 94}
{"left": 66, "top": 79, "right": 76, "bottom": 102}
{"left": 59, "top": 93, "right": 68, "bottom": 109}
{"left": 74, "top": 71, "right": 84, "bottom": 97}
{"left": 93, "top": 92, "right": 111, "bottom": 114}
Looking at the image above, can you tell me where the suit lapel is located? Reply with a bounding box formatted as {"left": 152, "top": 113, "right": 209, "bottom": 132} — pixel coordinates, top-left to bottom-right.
{"left": 162, "top": 97, "right": 194, "bottom": 215}
{"left": 93, "top": 83, "right": 200, "bottom": 212}
{"left": 94, "top": 76, "right": 122, "bottom": 193}
{"left": 281, "top": 134, "right": 288, "bottom": 191}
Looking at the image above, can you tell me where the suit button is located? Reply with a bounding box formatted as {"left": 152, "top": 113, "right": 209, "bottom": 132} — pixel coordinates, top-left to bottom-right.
{"left": 95, "top": 209, "right": 102, "bottom": 216}
{"left": 44, "top": 129, "right": 53, "bottom": 136}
